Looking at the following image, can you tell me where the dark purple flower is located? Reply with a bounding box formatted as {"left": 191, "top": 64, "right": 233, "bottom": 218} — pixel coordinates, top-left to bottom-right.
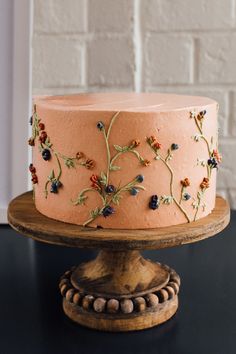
{"left": 149, "top": 195, "right": 159, "bottom": 210}
{"left": 102, "top": 206, "right": 115, "bottom": 218}
{"left": 105, "top": 185, "right": 116, "bottom": 194}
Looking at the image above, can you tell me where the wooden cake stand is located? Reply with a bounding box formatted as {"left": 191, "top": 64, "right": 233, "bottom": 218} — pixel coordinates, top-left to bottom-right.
{"left": 8, "top": 192, "right": 230, "bottom": 332}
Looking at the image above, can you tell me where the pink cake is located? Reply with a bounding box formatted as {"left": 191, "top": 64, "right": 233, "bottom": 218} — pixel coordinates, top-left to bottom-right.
{"left": 28, "top": 93, "right": 221, "bottom": 229}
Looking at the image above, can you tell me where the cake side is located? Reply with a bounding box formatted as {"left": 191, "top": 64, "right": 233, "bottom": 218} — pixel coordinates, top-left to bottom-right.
{"left": 28, "top": 93, "right": 221, "bottom": 229}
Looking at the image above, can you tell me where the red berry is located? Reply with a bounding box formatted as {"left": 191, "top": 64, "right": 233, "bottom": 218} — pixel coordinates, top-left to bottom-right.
{"left": 39, "top": 123, "right": 45, "bottom": 130}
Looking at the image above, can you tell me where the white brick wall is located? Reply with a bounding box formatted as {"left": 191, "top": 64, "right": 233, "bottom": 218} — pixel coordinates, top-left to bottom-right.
{"left": 33, "top": 0, "right": 236, "bottom": 207}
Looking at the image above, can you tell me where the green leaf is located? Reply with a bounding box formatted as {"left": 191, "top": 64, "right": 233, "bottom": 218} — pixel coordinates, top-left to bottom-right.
{"left": 48, "top": 170, "right": 55, "bottom": 181}
{"left": 65, "top": 158, "right": 75, "bottom": 169}
{"left": 100, "top": 171, "right": 107, "bottom": 185}
{"left": 113, "top": 145, "right": 123, "bottom": 152}
{"left": 44, "top": 137, "right": 51, "bottom": 146}
{"left": 90, "top": 207, "right": 100, "bottom": 218}
{"left": 112, "top": 194, "right": 121, "bottom": 205}
{"left": 160, "top": 195, "right": 173, "bottom": 205}
{"left": 110, "top": 165, "right": 121, "bottom": 171}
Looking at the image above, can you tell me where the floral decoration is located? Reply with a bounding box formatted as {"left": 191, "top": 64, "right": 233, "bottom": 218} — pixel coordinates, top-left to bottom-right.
{"left": 28, "top": 105, "right": 95, "bottom": 198}
{"left": 190, "top": 110, "right": 222, "bottom": 220}
{"left": 29, "top": 163, "right": 38, "bottom": 184}
{"left": 72, "top": 112, "right": 149, "bottom": 227}
{"left": 147, "top": 136, "right": 191, "bottom": 222}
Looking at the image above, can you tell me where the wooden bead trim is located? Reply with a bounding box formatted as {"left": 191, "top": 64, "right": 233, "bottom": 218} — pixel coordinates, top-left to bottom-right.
{"left": 59, "top": 265, "right": 180, "bottom": 315}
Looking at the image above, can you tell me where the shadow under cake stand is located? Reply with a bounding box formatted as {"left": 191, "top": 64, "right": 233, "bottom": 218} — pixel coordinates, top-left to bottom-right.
{"left": 8, "top": 192, "right": 230, "bottom": 332}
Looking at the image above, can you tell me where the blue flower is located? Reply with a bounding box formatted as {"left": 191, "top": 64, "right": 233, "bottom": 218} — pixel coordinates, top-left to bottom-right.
{"left": 208, "top": 157, "right": 218, "bottom": 169}
{"left": 105, "top": 185, "right": 116, "bottom": 194}
{"left": 171, "top": 143, "right": 179, "bottom": 151}
{"left": 42, "top": 149, "right": 51, "bottom": 161}
{"left": 102, "top": 206, "right": 115, "bottom": 218}
{"left": 130, "top": 188, "right": 138, "bottom": 196}
{"left": 97, "top": 121, "right": 105, "bottom": 130}
{"left": 50, "top": 181, "right": 58, "bottom": 193}
{"left": 136, "top": 175, "right": 144, "bottom": 183}
{"left": 183, "top": 193, "right": 191, "bottom": 201}
{"left": 149, "top": 195, "right": 159, "bottom": 210}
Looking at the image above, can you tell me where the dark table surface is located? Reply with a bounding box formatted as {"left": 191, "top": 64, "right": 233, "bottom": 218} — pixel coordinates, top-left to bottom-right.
{"left": 0, "top": 211, "right": 235, "bottom": 354}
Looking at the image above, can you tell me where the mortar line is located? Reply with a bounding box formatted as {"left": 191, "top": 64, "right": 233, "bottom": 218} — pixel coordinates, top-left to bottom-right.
{"left": 133, "top": 0, "right": 142, "bottom": 92}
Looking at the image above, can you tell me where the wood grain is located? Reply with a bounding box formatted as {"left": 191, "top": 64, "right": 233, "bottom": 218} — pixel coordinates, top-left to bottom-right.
{"left": 7, "top": 192, "right": 230, "bottom": 250}
{"left": 70, "top": 250, "right": 169, "bottom": 299}
{"left": 63, "top": 296, "right": 178, "bottom": 332}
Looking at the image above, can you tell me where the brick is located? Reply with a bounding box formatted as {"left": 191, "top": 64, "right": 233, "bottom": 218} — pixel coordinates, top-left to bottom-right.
{"left": 34, "top": 0, "right": 86, "bottom": 33}
{"left": 88, "top": 37, "right": 134, "bottom": 87}
{"left": 143, "top": 0, "right": 234, "bottom": 31}
{"left": 33, "top": 36, "right": 84, "bottom": 88}
{"left": 217, "top": 141, "right": 236, "bottom": 189}
{"left": 88, "top": 0, "right": 133, "bottom": 32}
{"left": 145, "top": 35, "right": 193, "bottom": 85}
{"left": 199, "top": 34, "right": 236, "bottom": 84}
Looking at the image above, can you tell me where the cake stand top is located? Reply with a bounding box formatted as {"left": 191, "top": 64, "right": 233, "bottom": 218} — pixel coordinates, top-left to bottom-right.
{"left": 8, "top": 192, "right": 230, "bottom": 250}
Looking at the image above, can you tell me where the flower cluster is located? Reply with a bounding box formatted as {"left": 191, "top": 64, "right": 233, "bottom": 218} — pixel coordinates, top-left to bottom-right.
{"left": 180, "top": 178, "right": 191, "bottom": 202}
{"left": 197, "top": 110, "right": 207, "bottom": 121}
{"left": 181, "top": 178, "right": 190, "bottom": 187}
{"left": 208, "top": 149, "right": 222, "bottom": 169}
{"left": 72, "top": 113, "right": 147, "bottom": 226}
{"left": 28, "top": 107, "right": 95, "bottom": 197}
{"left": 147, "top": 136, "right": 162, "bottom": 151}
{"left": 29, "top": 164, "right": 38, "bottom": 184}
{"left": 149, "top": 195, "right": 159, "bottom": 210}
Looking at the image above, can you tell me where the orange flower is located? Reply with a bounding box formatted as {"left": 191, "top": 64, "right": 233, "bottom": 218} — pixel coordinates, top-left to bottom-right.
{"left": 147, "top": 135, "right": 162, "bottom": 150}
{"left": 142, "top": 159, "right": 151, "bottom": 167}
{"left": 200, "top": 177, "right": 210, "bottom": 189}
{"left": 90, "top": 174, "right": 99, "bottom": 183}
{"left": 31, "top": 174, "right": 38, "bottom": 184}
{"left": 39, "top": 131, "right": 47, "bottom": 143}
{"left": 38, "top": 123, "right": 45, "bottom": 131}
{"left": 76, "top": 152, "right": 84, "bottom": 160}
{"left": 29, "top": 164, "right": 36, "bottom": 174}
{"left": 181, "top": 178, "right": 190, "bottom": 187}
{"left": 130, "top": 139, "right": 140, "bottom": 148}
{"left": 85, "top": 159, "right": 95, "bottom": 169}
{"left": 28, "top": 137, "right": 35, "bottom": 146}
{"left": 197, "top": 110, "right": 206, "bottom": 121}
{"left": 153, "top": 142, "right": 162, "bottom": 150}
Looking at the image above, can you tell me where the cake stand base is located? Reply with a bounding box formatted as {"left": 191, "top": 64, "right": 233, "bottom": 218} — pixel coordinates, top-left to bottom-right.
{"left": 7, "top": 193, "right": 230, "bottom": 332}
{"left": 59, "top": 250, "right": 180, "bottom": 331}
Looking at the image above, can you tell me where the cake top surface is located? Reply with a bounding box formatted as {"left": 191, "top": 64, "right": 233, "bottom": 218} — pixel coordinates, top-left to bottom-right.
{"left": 35, "top": 92, "right": 217, "bottom": 112}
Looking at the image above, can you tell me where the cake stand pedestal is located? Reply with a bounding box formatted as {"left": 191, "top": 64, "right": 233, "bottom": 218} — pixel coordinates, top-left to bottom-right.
{"left": 8, "top": 192, "right": 230, "bottom": 332}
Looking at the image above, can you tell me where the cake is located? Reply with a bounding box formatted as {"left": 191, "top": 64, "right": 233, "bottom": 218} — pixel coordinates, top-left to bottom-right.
{"left": 28, "top": 93, "right": 221, "bottom": 229}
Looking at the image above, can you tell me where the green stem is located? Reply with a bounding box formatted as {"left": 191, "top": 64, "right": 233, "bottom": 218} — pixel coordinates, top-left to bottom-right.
{"left": 107, "top": 111, "right": 120, "bottom": 139}
{"left": 103, "top": 130, "right": 111, "bottom": 186}
{"left": 110, "top": 149, "right": 143, "bottom": 169}
{"left": 194, "top": 117, "right": 212, "bottom": 156}
{"left": 160, "top": 156, "right": 191, "bottom": 222}
{"left": 55, "top": 153, "right": 62, "bottom": 180}
{"left": 73, "top": 188, "right": 105, "bottom": 205}
{"left": 193, "top": 191, "right": 205, "bottom": 221}
{"left": 83, "top": 216, "right": 97, "bottom": 227}
{"left": 103, "top": 111, "right": 120, "bottom": 185}
{"left": 179, "top": 185, "right": 185, "bottom": 205}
